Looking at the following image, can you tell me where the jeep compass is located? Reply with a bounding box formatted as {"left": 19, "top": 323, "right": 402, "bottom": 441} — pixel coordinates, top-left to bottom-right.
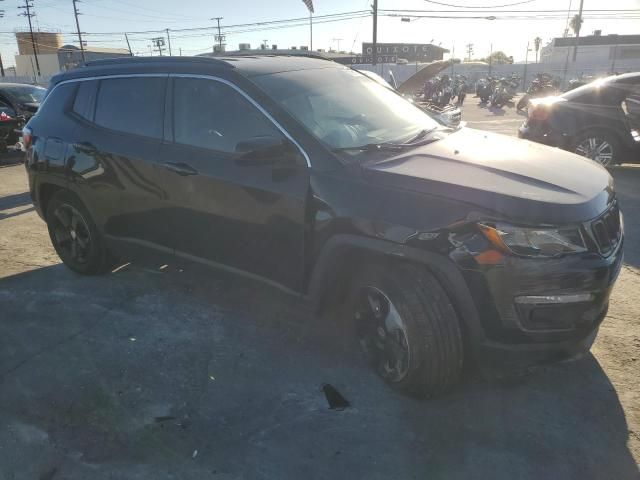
{"left": 24, "top": 56, "right": 623, "bottom": 397}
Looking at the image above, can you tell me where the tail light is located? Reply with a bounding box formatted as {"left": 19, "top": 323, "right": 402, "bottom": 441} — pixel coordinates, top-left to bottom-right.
{"left": 0, "top": 111, "right": 13, "bottom": 122}
{"left": 22, "top": 126, "right": 33, "bottom": 150}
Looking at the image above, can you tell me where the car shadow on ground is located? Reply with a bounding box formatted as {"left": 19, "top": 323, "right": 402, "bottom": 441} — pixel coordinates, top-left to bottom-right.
{"left": 0, "top": 263, "right": 638, "bottom": 479}
{"left": 0, "top": 191, "right": 35, "bottom": 220}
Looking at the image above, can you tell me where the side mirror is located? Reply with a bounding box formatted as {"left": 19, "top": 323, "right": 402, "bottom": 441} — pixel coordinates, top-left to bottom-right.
{"left": 234, "top": 136, "right": 298, "bottom": 167}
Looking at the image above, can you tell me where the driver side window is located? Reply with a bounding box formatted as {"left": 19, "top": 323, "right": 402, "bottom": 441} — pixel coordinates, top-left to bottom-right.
{"left": 172, "top": 77, "right": 282, "bottom": 153}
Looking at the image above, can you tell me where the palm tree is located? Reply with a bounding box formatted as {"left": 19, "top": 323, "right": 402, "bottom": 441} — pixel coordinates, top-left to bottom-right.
{"left": 534, "top": 37, "right": 542, "bottom": 63}
{"left": 569, "top": 14, "right": 583, "bottom": 36}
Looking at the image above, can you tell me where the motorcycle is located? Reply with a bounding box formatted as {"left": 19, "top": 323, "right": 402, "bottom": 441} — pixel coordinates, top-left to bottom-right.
{"left": 476, "top": 77, "right": 496, "bottom": 104}
{"left": 490, "top": 78, "right": 512, "bottom": 108}
{"left": 451, "top": 76, "right": 467, "bottom": 106}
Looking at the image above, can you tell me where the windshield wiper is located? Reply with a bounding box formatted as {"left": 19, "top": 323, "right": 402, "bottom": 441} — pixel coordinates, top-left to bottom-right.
{"left": 402, "top": 127, "right": 439, "bottom": 145}
{"left": 334, "top": 128, "right": 441, "bottom": 153}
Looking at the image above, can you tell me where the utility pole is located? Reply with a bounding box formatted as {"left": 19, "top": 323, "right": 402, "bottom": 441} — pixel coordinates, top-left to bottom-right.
{"left": 18, "top": 0, "right": 40, "bottom": 76}
{"left": 372, "top": 0, "right": 378, "bottom": 65}
{"left": 309, "top": 11, "right": 313, "bottom": 51}
{"left": 262, "top": 39, "right": 269, "bottom": 49}
{"left": 523, "top": 41, "right": 531, "bottom": 91}
{"left": 72, "top": 0, "right": 86, "bottom": 63}
{"left": 0, "top": 53, "right": 4, "bottom": 77}
{"left": 488, "top": 43, "right": 493, "bottom": 77}
{"left": 211, "top": 17, "right": 224, "bottom": 52}
{"left": 166, "top": 28, "right": 172, "bottom": 56}
{"left": 124, "top": 33, "right": 133, "bottom": 56}
{"left": 332, "top": 38, "right": 343, "bottom": 52}
{"left": 465, "top": 43, "right": 474, "bottom": 61}
{"left": 152, "top": 37, "right": 165, "bottom": 56}
{"left": 572, "top": 0, "right": 584, "bottom": 62}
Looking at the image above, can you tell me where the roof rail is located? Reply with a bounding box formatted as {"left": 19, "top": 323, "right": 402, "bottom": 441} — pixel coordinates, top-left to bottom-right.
{"left": 201, "top": 51, "right": 333, "bottom": 62}
{"left": 83, "top": 56, "right": 232, "bottom": 68}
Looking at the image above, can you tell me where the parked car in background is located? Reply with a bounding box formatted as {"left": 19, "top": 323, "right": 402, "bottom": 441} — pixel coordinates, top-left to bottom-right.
{"left": 0, "top": 83, "right": 46, "bottom": 152}
{"left": 25, "top": 56, "right": 623, "bottom": 397}
{"left": 519, "top": 72, "right": 640, "bottom": 166}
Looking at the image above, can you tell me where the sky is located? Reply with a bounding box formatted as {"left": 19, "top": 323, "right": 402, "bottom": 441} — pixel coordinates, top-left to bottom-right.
{"left": 0, "top": 0, "right": 638, "bottom": 68}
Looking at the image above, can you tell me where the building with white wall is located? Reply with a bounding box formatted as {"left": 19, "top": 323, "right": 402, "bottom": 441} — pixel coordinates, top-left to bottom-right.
{"left": 540, "top": 33, "right": 640, "bottom": 65}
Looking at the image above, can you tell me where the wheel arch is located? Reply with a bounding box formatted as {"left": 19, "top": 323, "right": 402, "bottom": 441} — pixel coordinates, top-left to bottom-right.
{"left": 306, "top": 234, "right": 484, "bottom": 342}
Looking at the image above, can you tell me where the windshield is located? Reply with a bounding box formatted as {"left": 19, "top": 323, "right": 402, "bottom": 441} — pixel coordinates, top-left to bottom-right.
{"left": 2, "top": 85, "right": 46, "bottom": 104}
{"left": 252, "top": 66, "right": 440, "bottom": 150}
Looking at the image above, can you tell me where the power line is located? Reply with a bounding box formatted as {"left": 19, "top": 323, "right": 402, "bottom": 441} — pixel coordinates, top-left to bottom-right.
{"left": 424, "top": 0, "right": 536, "bottom": 7}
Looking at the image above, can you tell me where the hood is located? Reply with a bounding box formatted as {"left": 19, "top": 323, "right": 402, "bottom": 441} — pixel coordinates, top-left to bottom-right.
{"left": 363, "top": 128, "right": 614, "bottom": 225}
{"left": 397, "top": 60, "right": 456, "bottom": 95}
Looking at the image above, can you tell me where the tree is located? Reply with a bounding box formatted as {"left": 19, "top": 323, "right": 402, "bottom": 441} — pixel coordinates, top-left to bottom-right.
{"left": 569, "top": 14, "right": 583, "bottom": 36}
{"left": 534, "top": 37, "right": 542, "bottom": 63}
{"left": 482, "top": 51, "right": 513, "bottom": 65}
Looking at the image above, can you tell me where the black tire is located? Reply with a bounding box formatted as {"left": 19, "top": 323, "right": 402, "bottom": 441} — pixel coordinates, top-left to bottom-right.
{"left": 45, "top": 190, "right": 112, "bottom": 275}
{"left": 349, "top": 262, "right": 464, "bottom": 397}
{"left": 571, "top": 129, "right": 621, "bottom": 167}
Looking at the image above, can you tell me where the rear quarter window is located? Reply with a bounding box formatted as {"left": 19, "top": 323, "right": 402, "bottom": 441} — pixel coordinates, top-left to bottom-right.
{"left": 33, "top": 83, "right": 76, "bottom": 125}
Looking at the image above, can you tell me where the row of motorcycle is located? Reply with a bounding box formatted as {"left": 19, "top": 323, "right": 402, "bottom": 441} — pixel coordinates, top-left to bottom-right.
{"left": 422, "top": 75, "right": 468, "bottom": 108}
{"left": 475, "top": 75, "right": 521, "bottom": 108}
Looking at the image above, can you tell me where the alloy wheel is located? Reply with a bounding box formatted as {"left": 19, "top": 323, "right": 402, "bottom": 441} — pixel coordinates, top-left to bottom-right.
{"left": 355, "top": 286, "right": 411, "bottom": 383}
{"left": 51, "top": 203, "right": 92, "bottom": 264}
{"left": 575, "top": 137, "right": 614, "bottom": 166}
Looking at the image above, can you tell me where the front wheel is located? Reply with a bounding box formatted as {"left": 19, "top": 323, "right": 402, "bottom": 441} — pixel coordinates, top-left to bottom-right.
{"left": 350, "top": 263, "right": 464, "bottom": 397}
{"left": 46, "top": 190, "right": 112, "bottom": 275}
{"left": 572, "top": 130, "right": 620, "bottom": 167}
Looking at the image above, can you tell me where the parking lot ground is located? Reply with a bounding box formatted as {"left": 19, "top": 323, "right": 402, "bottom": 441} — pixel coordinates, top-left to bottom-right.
{"left": 1, "top": 105, "right": 639, "bottom": 479}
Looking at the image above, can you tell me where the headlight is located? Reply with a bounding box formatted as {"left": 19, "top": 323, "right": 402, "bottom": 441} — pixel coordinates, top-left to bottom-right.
{"left": 479, "top": 223, "right": 587, "bottom": 257}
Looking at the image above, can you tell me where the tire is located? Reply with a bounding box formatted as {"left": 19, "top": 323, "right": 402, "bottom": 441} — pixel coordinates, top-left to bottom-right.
{"left": 571, "top": 130, "right": 621, "bottom": 167}
{"left": 349, "top": 262, "right": 464, "bottom": 397}
{"left": 45, "top": 190, "right": 112, "bottom": 275}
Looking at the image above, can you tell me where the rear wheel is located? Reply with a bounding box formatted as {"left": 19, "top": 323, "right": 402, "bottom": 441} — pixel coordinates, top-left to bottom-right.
{"left": 572, "top": 130, "right": 620, "bottom": 167}
{"left": 46, "top": 191, "right": 112, "bottom": 275}
{"left": 350, "top": 263, "right": 464, "bottom": 397}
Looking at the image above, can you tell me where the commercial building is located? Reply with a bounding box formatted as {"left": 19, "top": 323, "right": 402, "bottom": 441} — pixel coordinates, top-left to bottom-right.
{"left": 14, "top": 31, "right": 130, "bottom": 77}
{"left": 540, "top": 33, "right": 640, "bottom": 64}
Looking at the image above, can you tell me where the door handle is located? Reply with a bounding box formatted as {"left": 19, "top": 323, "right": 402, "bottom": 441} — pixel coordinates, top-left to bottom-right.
{"left": 163, "top": 161, "right": 198, "bottom": 176}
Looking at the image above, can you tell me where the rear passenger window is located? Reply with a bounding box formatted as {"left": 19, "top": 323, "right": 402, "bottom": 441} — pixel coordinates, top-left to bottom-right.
{"left": 95, "top": 77, "right": 165, "bottom": 139}
{"left": 72, "top": 80, "right": 97, "bottom": 121}
{"left": 172, "top": 77, "right": 281, "bottom": 153}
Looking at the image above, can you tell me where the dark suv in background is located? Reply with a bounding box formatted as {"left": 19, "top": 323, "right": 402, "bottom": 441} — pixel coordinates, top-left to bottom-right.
{"left": 519, "top": 72, "right": 640, "bottom": 166}
{"left": 24, "top": 56, "right": 624, "bottom": 397}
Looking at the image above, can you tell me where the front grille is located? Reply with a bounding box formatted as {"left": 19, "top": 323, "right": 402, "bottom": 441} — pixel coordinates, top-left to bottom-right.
{"left": 590, "top": 203, "right": 621, "bottom": 255}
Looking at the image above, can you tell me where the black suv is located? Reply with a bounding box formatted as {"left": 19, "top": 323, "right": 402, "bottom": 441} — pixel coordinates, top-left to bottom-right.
{"left": 25, "top": 56, "right": 623, "bottom": 397}
{"left": 519, "top": 72, "right": 640, "bottom": 166}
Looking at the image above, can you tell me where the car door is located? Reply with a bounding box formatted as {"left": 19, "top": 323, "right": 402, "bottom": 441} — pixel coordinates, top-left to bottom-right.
{"left": 157, "top": 75, "right": 310, "bottom": 291}
{"left": 68, "top": 75, "right": 172, "bottom": 259}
